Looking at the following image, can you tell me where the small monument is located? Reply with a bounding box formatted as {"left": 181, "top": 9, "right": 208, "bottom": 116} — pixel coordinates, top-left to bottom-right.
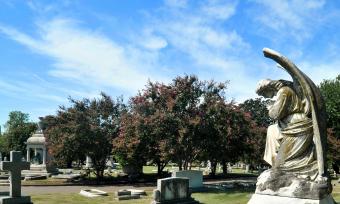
{"left": 23, "top": 123, "right": 56, "bottom": 177}
{"left": 151, "top": 177, "right": 199, "bottom": 204}
{"left": 172, "top": 170, "right": 203, "bottom": 188}
{"left": 0, "top": 151, "right": 32, "bottom": 204}
{"left": 248, "top": 48, "right": 336, "bottom": 204}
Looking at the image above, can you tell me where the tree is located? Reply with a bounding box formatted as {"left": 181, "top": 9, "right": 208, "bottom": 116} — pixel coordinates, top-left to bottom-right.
{"left": 41, "top": 93, "right": 125, "bottom": 180}
{"left": 3, "top": 111, "right": 37, "bottom": 155}
{"left": 240, "top": 98, "right": 271, "bottom": 166}
{"left": 319, "top": 75, "right": 340, "bottom": 166}
{"left": 114, "top": 81, "right": 180, "bottom": 175}
{"left": 115, "top": 76, "right": 232, "bottom": 174}
{"left": 319, "top": 75, "right": 340, "bottom": 138}
{"left": 239, "top": 98, "right": 272, "bottom": 127}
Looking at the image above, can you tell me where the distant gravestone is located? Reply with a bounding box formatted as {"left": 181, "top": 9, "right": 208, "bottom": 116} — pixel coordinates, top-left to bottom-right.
{"left": 172, "top": 170, "right": 203, "bottom": 188}
{"left": 151, "top": 177, "right": 199, "bottom": 204}
{"left": 0, "top": 151, "right": 32, "bottom": 204}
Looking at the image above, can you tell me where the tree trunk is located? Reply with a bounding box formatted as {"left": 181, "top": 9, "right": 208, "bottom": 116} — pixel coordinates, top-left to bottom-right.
{"left": 210, "top": 161, "right": 217, "bottom": 177}
{"left": 222, "top": 160, "right": 227, "bottom": 175}
{"left": 178, "top": 160, "right": 183, "bottom": 171}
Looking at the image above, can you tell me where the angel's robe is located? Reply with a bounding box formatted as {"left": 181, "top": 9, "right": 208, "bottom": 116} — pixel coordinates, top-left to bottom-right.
{"left": 264, "top": 86, "right": 318, "bottom": 179}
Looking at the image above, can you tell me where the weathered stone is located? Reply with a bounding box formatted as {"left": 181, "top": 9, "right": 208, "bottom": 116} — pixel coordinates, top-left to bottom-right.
{"left": 248, "top": 194, "right": 335, "bottom": 204}
{"left": 172, "top": 170, "right": 203, "bottom": 188}
{"left": 255, "top": 169, "right": 332, "bottom": 200}
{"left": 0, "top": 151, "right": 32, "bottom": 204}
{"left": 24, "top": 127, "right": 57, "bottom": 177}
{"left": 79, "top": 189, "right": 108, "bottom": 197}
{"left": 248, "top": 48, "right": 335, "bottom": 203}
{"left": 126, "top": 189, "right": 146, "bottom": 196}
{"left": 115, "top": 190, "right": 131, "bottom": 196}
{"left": 151, "top": 177, "right": 199, "bottom": 204}
{"left": 116, "top": 195, "right": 140, "bottom": 200}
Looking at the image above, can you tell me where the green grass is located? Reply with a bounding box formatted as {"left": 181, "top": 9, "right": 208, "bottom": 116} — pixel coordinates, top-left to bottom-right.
{"left": 30, "top": 185, "right": 340, "bottom": 204}
{"left": 32, "top": 193, "right": 151, "bottom": 204}
{"left": 31, "top": 190, "right": 253, "bottom": 204}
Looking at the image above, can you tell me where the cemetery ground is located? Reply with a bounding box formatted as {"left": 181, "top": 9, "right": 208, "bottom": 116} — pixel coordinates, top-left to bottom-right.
{"left": 1, "top": 165, "right": 339, "bottom": 204}
{"left": 14, "top": 179, "right": 340, "bottom": 204}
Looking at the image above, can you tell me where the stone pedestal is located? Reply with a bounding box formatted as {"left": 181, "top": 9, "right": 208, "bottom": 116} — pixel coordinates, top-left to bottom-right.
{"left": 248, "top": 194, "right": 336, "bottom": 204}
{"left": 172, "top": 170, "right": 203, "bottom": 188}
{"left": 0, "top": 195, "right": 32, "bottom": 204}
{"left": 151, "top": 177, "right": 199, "bottom": 204}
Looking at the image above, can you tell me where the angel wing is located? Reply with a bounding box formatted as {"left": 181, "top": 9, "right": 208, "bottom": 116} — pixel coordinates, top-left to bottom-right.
{"left": 263, "top": 48, "right": 328, "bottom": 177}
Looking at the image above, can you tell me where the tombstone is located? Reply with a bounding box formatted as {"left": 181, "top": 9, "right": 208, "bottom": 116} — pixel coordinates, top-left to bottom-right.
{"left": 79, "top": 189, "right": 108, "bottom": 198}
{"left": 0, "top": 151, "right": 32, "bottom": 204}
{"left": 85, "top": 156, "right": 92, "bottom": 168}
{"left": 245, "top": 164, "right": 250, "bottom": 173}
{"left": 151, "top": 177, "right": 199, "bottom": 204}
{"left": 172, "top": 170, "right": 203, "bottom": 188}
{"left": 115, "top": 189, "right": 145, "bottom": 200}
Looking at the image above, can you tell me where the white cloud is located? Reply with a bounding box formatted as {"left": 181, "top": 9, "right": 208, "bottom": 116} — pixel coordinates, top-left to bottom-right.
{"left": 0, "top": 18, "right": 164, "bottom": 93}
{"left": 298, "top": 61, "right": 340, "bottom": 84}
{"left": 164, "top": 0, "right": 188, "bottom": 8}
{"left": 201, "top": 0, "right": 237, "bottom": 20}
{"left": 251, "top": 0, "right": 326, "bottom": 41}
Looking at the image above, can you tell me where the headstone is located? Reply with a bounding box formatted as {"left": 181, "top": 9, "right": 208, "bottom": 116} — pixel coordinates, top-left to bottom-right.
{"left": 0, "top": 151, "right": 32, "bottom": 204}
{"left": 172, "top": 170, "right": 203, "bottom": 188}
{"left": 245, "top": 164, "right": 250, "bottom": 173}
{"left": 151, "top": 177, "right": 199, "bottom": 204}
{"left": 115, "top": 189, "right": 145, "bottom": 200}
{"left": 85, "top": 156, "right": 92, "bottom": 168}
{"left": 79, "top": 189, "right": 108, "bottom": 197}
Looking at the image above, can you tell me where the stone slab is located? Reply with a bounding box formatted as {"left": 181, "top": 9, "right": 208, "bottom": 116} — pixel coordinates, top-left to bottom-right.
{"left": 248, "top": 194, "right": 336, "bottom": 204}
{"left": 116, "top": 195, "right": 140, "bottom": 200}
{"left": 0, "top": 196, "right": 32, "bottom": 204}
{"left": 172, "top": 170, "right": 203, "bottom": 188}
{"left": 79, "top": 189, "right": 108, "bottom": 197}
{"left": 126, "top": 189, "right": 146, "bottom": 196}
{"left": 115, "top": 190, "right": 131, "bottom": 196}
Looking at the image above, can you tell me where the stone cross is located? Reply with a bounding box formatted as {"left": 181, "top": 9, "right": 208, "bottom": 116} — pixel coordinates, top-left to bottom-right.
{"left": 0, "top": 151, "right": 30, "bottom": 197}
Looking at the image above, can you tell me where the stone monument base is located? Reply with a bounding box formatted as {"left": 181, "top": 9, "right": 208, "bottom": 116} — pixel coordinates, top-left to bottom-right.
{"left": 0, "top": 196, "right": 32, "bottom": 204}
{"left": 248, "top": 194, "right": 336, "bottom": 204}
{"left": 151, "top": 197, "right": 199, "bottom": 204}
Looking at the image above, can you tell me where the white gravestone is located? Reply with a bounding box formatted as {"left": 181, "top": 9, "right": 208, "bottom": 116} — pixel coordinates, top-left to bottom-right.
{"left": 172, "top": 170, "right": 203, "bottom": 188}
{"left": 0, "top": 151, "right": 32, "bottom": 204}
{"left": 151, "top": 177, "right": 199, "bottom": 204}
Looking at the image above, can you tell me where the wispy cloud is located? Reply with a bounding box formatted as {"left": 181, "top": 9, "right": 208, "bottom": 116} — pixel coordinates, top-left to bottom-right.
{"left": 250, "top": 0, "right": 326, "bottom": 42}
{"left": 0, "top": 18, "right": 167, "bottom": 93}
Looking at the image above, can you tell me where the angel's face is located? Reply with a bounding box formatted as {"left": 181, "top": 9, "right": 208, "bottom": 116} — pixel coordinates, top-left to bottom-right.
{"left": 261, "top": 89, "right": 276, "bottom": 98}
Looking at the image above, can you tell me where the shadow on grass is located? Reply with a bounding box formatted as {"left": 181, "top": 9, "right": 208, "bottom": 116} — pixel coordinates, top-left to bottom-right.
{"left": 193, "top": 188, "right": 254, "bottom": 204}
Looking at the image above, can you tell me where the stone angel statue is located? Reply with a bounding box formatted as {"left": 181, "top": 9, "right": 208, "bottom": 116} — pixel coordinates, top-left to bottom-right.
{"left": 248, "top": 48, "right": 335, "bottom": 203}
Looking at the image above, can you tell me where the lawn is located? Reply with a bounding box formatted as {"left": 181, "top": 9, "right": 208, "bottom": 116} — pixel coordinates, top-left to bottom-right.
{"left": 31, "top": 190, "right": 253, "bottom": 204}
{"left": 26, "top": 166, "right": 340, "bottom": 203}
{"left": 30, "top": 185, "right": 340, "bottom": 204}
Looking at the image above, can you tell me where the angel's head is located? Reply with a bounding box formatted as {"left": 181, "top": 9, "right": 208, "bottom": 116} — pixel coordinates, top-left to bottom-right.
{"left": 256, "top": 79, "right": 293, "bottom": 98}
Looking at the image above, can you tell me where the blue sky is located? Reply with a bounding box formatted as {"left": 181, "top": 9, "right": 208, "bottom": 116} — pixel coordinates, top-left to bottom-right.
{"left": 0, "top": 0, "right": 340, "bottom": 127}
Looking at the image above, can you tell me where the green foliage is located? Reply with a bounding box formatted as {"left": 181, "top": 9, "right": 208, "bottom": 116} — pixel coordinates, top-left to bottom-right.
{"left": 239, "top": 98, "right": 271, "bottom": 165}
{"left": 239, "top": 98, "right": 273, "bottom": 127}
{"left": 319, "top": 75, "right": 340, "bottom": 165}
{"left": 41, "top": 93, "right": 125, "bottom": 180}
{"left": 319, "top": 75, "right": 340, "bottom": 138}
{"left": 2, "top": 111, "right": 37, "bottom": 155}
{"left": 115, "top": 75, "right": 250, "bottom": 175}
